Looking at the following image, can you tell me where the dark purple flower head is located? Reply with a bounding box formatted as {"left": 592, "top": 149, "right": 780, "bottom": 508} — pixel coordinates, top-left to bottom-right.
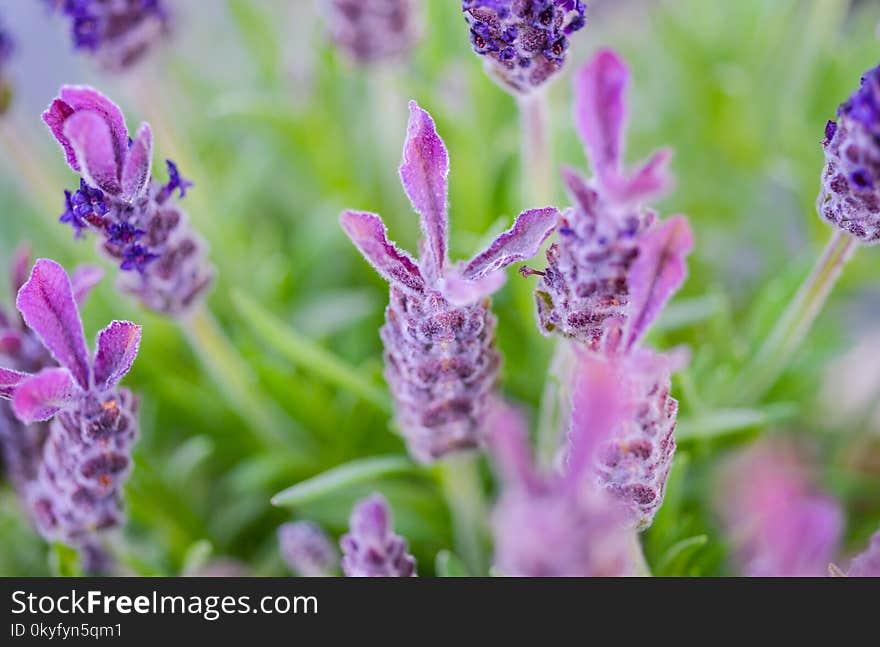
{"left": 463, "top": 0, "right": 587, "bottom": 95}
{"left": 46, "top": 0, "right": 170, "bottom": 71}
{"left": 488, "top": 356, "right": 637, "bottom": 576}
{"left": 340, "top": 494, "right": 416, "bottom": 577}
{"left": 43, "top": 86, "right": 214, "bottom": 316}
{"left": 818, "top": 63, "right": 880, "bottom": 243}
{"left": 341, "top": 101, "right": 557, "bottom": 463}
{"left": 847, "top": 530, "right": 880, "bottom": 577}
{"left": 0, "top": 259, "right": 140, "bottom": 546}
{"left": 279, "top": 521, "right": 339, "bottom": 577}
{"left": 319, "top": 0, "right": 422, "bottom": 65}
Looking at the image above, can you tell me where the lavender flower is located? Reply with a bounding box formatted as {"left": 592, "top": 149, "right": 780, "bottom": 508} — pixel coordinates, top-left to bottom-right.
{"left": 0, "top": 259, "right": 141, "bottom": 547}
{"left": 279, "top": 521, "right": 339, "bottom": 577}
{"left": 340, "top": 494, "right": 416, "bottom": 577}
{"left": 43, "top": 86, "right": 214, "bottom": 317}
{"left": 818, "top": 63, "right": 880, "bottom": 243}
{"left": 716, "top": 441, "right": 844, "bottom": 577}
{"left": 462, "top": 1, "right": 587, "bottom": 95}
{"left": 488, "top": 356, "right": 637, "bottom": 576}
{"left": 0, "top": 14, "right": 14, "bottom": 115}
{"left": 846, "top": 530, "right": 880, "bottom": 577}
{"left": 319, "top": 0, "right": 422, "bottom": 65}
{"left": 45, "top": 0, "right": 170, "bottom": 71}
{"left": 341, "top": 101, "right": 556, "bottom": 463}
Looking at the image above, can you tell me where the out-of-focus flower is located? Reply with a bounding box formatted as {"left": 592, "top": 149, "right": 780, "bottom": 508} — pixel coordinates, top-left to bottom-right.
{"left": 846, "top": 530, "right": 880, "bottom": 577}
{"left": 489, "top": 356, "right": 637, "bottom": 576}
{"left": 45, "top": 0, "right": 170, "bottom": 71}
{"left": 818, "top": 63, "right": 880, "bottom": 243}
{"left": 716, "top": 441, "right": 844, "bottom": 577}
{"left": 340, "top": 101, "right": 557, "bottom": 463}
{"left": 340, "top": 493, "right": 416, "bottom": 577}
{"left": 318, "top": 0, "right": 422, "bottom": 65}
{"left": 0, "top": 14, "right": 14, "bottom": 114}
{"left": 279, "top": 521, "right": 339, "bottom": 577}
{"left": 0, "top": 259, "right": 141, "bottom": 548}
{"left": 462, "top": 1, "right": 587, "bottom": 95}
{"left": 43, "top": 86, "right": 214, "bottom": 317}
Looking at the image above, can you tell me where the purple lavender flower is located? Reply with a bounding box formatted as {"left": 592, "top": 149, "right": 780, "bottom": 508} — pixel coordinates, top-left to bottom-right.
{"left": 279, "top": 521, "right": 339, "bottom": 577}
{"left": 488, "top": 356, "right": 637, "bottom": 576}
{"left": 43, "top": 86, "right": 214, "bottom": 317}
{"left": 0, "top": 259, "right": 141, "bottom": 547}
{"left": 319, "top": 0, "right": 422, "bottom": 65}
{"left": 462, "top": 1, "right": 587, "bottom": 95}
{"left": 818, "top": 63, "right": 880, "bottom": 243}
{"left": 0, "top": 14, "right": 13, "bottom": 114}
{"left": 340, "top": 494, "right": 416, "bottom": 577}
{"left": 45, "top": 0, "right": 170, "bottom": 71}
{"left": 846, "top": 530, "right": 880, "bottom": 577}
{"left": 528, "top": 49, "right": 691, "bottom": 351}
{"left": 716, "top": 441, "right": 844, "bottom": 577}
{"left": 341, "top": 101, "right": 557, "bottom": 463}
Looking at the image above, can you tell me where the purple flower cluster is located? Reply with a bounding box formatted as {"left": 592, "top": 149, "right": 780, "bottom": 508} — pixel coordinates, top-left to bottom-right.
{"left": 278, "top": 521, "right": 339, "bottom": 577}
{"left": 341, "top": 101, "right": 556, "bottom": 463}
{"left": 818, "top": 63, "right": 880, "bottom": 243}
{"left": 46, "top": 0, "right": 169, "bottom": 71}
{"left": 0, "top": 259, "right": 141, "bottom": 548}
{"left": 463, "top": 0, "right": 587, "bottom": 94}
{"left": 319, "top": 0, "right": 422, "bottom": 65}
{"left": 43, "top": 86, "right": 214, "bottom": 317}
{"left": 340, "top": 494, "right": 416, "bottom": 577}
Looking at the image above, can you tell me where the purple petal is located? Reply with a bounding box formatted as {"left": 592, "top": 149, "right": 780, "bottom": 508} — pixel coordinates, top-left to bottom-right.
{"left": 120, "top": 123, "right": 153, "bottom": 201}
{"left": 0, "top": 367, "right": 28, "bottom": 399}
{"left": 607, "top": 148, "right": 673, "bottom": 205}
{"left": 399, "top": 101, "right": 449, "bottom": 284}
{"left": 485, "top": 401, "right": 537, "bottom": 489}
{"left": 10, "top": 246, "right": 31, "bottom": 297}
{"left": 625, "top": 216, "right": 693, "bottom": 349}
{"left": 11, "top": 368, "right": 78, "bottom": 423}
{"left": 574, "top": 49, "right": 629, "bottom": 184}
{"left": 462, "top": 208, "right": 558, "bottom": 281}
{"left": 848, "top": 531, "right": 880, "bottom": 577}
{"left": 93, "top": 321, "right": 142, "bottom": 390}
{"left": 439, "top": 270, "right": 506, "bottom": 306}
{"left": 63, "top": 111, "right": 123, "bottom": 196}
{"left": 16, "top": 259, "right": 91, "bottom": 389}
{"left": 560, "top": 166, "right": 598, "bottom": 215}
{"left": 339, "top": 211, "right": 425, "bottom": 294}
{"left": 70, "top": 264, "right": 104, "bottom": 305}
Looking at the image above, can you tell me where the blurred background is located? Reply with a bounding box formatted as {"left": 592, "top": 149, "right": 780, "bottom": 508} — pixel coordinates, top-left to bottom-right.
{"left": 0, "top": 0, "right": 879, "bottom": 576}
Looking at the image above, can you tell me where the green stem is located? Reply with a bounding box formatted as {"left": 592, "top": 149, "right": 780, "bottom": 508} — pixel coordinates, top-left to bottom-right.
{"left": 737, "top": 230, "right": 858, "bottom": 403}
{"left": 438, "top": 453, "right": 488, "bottom": 576}
{"left": 518, "top": 90, "right": 553, "bottom": 206}
{"left": 536, "top": 339, "right": 575, "bottom": 469}
{"left": 630, "top": 534, "right": 652, "bottom": 577}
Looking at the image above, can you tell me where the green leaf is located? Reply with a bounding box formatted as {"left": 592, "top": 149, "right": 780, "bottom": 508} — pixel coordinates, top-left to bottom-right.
{"left": 49, "top": 543, "right": 81, "bottom": 578}
{"left": 656, "top": 535, "right": 709, "bottom": 575}
{"left": 233, "top": 291, "right": 392, "bottom": 414}
{"left": 181, "top": 540, "right": 214, "bottom": 576}
{"left": 272, "top": 456, "right": 420, "bottom": 507}
{"left": 676, "top": 403, "right": 797, "bottom": 441}
{"left": 435, "top": 550, "right": 470, "bottom": 577}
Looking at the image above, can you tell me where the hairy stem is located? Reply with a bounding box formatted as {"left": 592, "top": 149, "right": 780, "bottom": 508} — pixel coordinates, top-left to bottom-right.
{"left": 518, "top": 90, "right": 553, "bottom": 206}
{"left": 438, "top": 453, "right": 488, "bottom": 576}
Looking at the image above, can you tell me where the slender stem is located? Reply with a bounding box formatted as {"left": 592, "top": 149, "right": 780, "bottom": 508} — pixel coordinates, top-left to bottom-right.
{"left": 737, "top": 230, "right": 858, "bottom": 403}
{"left": 630, "top": 534, "right": 652, "bottom": 577}
{"left": 438, "top": 452, "right": 488, "bottom": 576}
{"left": 518, "top": 90, "right": 553, "bottom": 206}
{"left": 536, "top": 338, "right": 575, "bottom": 469}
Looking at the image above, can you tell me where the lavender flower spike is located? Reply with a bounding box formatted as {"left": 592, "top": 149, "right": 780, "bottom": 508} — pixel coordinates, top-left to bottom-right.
{"left": 528, "top": 49, "right": 691, "bottom": 349}
{"left": 340, "top": 494, "right": 416, "bottom": 577}
{"left": 43, "top": 86, "right": 214, "bottom": 316}
{"left": 489, "top": 356, "right": 637, "bottom": 577}
{"left": 463, "top": 1, "right": 587, "bottom": 95}
{"left": 341, "top": 101, "right": 557, "bottom": 463}
{"left": 0, "top": 14, "right": 14, "bottom": 115}
{"left": 318, "top": 0, "right": 422, "bottom": 65}
{"left": 846, "top": 530, "right": 880, "bottom": 577}
{"left": 279, "top": 521, "right": 339, "bottom": 577}
{"left": 818, "top": 63, "right": 880, "bottom": 243}
{"left": 45, "top": 0, "right": 170, "bottom": 71}
{"left": 0, "top": 259, "right": 141, "bottom": 548}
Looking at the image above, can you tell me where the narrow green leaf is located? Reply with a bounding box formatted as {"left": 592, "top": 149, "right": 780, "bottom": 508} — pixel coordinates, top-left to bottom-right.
{"left": 676, "top": 403, "right": 797, "bottom": 441}
{"left": 435, "top": 550, "right": 470, "bottom": 577}
{"left": 272, "top": 456, "right": 419, "bottom": 507}
{"left": 49, "top": 543, "right": 81, "bottom": 578}
{"left": 656, "top": 535, "right": 709, "bottom": 574}
{"left": 181, "top": 540, "right": 214, "bottom": 576}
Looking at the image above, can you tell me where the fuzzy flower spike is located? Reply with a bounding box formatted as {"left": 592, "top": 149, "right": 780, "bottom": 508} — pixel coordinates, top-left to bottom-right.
{"left": 0, "top": 259, "right": 141, "bottom": 547}
{"left": 340, "top": 493, "right": 416, "bottom": 577}
{"left": 463, "top": 1, "right": 587, "bottom": 95}
{"left": 341, "top": 101, "right": 557, "bottom": 463}
{"left": 319, "top": 0, "right": 422, "bottom": 65}
{"left": 43, "top": 86, "right": 213, "bottom": 317}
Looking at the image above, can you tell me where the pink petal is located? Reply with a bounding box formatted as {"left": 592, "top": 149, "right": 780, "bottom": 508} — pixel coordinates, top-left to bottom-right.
{"left": 462, "top": 208, "right": 558, "bottom": 281}
{"left": 560, "top": 166, "right": 598, "bottom": 215}
{"left": 16, "top": 259, "right": 91, "bottom": 389}
{"left": 93, "top": 321, "right": 142, "bottom": 390}
{"left": 70, "top": 264, "right": 104, "bottom": 306}
{"left": 120, "top": 122, "right": 153, "bottom": 201}
{"left": 11, "top": 368, "right": 78, "bottom": 423}
{"left": 607, "top": 148, "right": 673, "bottom": 205}
{"left": 340, "top": 211, "right": 425, "bottom": 295}
{"left": 485, "top": 400, "right": 537, "bottom": 489}
{"left": 574, "top": 49, "right": 629, "bottom": 184}
{"left": 399, "top": 101, "right": 449, "bottom": 285}
{"left": 62, "top": 111, "right": 123, "bottom": 196}
{"left": 0, "top": 367, "right": 29, "bottom": 399}
{"left": 439, "top": 270, "right": 506, "bottom": 307}
{"left": 625, "top": 216, "right": 693, "bottom": 349}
